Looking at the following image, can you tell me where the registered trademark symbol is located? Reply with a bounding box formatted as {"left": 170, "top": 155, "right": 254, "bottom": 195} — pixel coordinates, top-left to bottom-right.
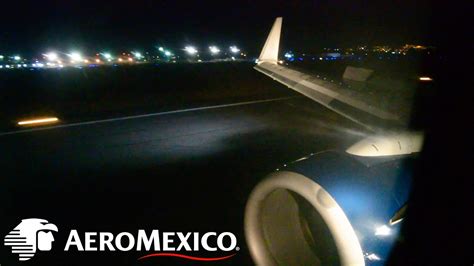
{"left": 236, "top": 246, "right": 240, "bottom": 251}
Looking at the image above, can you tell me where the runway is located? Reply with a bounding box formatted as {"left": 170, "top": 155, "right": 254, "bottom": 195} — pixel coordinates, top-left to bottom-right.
{"left": 0, "top": 96, "right": 298, "bottom": 136}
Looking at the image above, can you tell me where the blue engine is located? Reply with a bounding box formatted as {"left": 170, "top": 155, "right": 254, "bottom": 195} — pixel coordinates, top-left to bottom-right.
{"left": 245, "top": 150, "right": 415, "bottom": 265}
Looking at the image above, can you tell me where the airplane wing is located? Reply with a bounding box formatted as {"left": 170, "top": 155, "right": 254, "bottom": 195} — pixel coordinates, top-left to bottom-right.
{"left": 255, "top": 17, "right": 405, "bottom": 132}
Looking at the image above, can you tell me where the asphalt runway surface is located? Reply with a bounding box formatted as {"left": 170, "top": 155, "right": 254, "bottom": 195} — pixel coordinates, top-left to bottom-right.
{"left": 0, "top": 63, "right": 365, "bottom": 265}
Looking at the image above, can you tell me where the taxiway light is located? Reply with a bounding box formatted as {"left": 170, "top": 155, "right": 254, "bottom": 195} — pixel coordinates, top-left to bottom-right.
{"left": 18, "top": 117, "right": 59, "bottom": 126}
{"left": 419, "top": 76, "right": 432, "bottom": 81}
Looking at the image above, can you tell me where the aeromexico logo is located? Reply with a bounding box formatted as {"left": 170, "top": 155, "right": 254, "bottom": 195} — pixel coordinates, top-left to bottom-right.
{"left": 4, "top": 218, "right": 238, "bottom": 262}
{"left": 4, "top": 219, "right": 58, "bottom": 261}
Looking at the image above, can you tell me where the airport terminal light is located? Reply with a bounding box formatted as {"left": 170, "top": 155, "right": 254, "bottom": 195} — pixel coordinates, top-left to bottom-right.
{"left": 229, "top": 46, "right": 240, "bottom": 53}
{"left": 69, "top": 52, "right": 83, "bottom": 62}
{"left": 184, "top": 46, "right": 197, "bottom": 55}
{"left": 13, "top": 55, "right": 21, "bottom": 61}
{"left": 209, "top": 46, "right": 220, "bottom": 55}
{"left": 45, "top": 52, "right": 58, "bottom": 61}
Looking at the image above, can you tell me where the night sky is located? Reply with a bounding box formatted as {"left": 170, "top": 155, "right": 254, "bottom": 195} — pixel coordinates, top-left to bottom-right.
{"left": 0, "top": 0, "right": 447, "bottom": 56}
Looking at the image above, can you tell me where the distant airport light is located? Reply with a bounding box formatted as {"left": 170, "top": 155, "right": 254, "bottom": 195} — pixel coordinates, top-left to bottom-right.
{"left": 164, "top": 50, "right": 172, "bottom": 56}
{"left": 132, "top": 52, "right": 143, "bottom": 59}
{"left": 158, "top": 47, "right": 164, "bottom": 52}
{"left": 103, "top": 53, "right": 112, "bottom": 59}
{"left": 17, "top": 117, "right": 59, "bottom": 126}
{"left": 184, "top": 46, "right": 198, "bottom": 55}
{"left": 230, "top": 46, "right": 240, "bottom": 54}
{"left": 13, "top": 55, "right": 21, "bottom": 61}
{"left": 95, "top": 59, "right": 101, "bottom": 63}
{"left": 128, "top": 57, "right": 133, "bottom": 62}
{"left": 419, "top": 76, "right": 433, "bottom": 81}
{"left": 22, "top": 64, "right": 27, "bottom": 67}
{"left": 84, "top": 59, "right": 89, "bottom": 63}
{"left": 209, "top": 46, "right": 220, "bottom": 54}
{"left": 118, "top": 58, "right": 123, "bottom": 62}
{"left": 45, "top": 52, "right": 58, "bottom": 61}
{"left": 284, "top": 52, "right": 294, "bottom": 58}
{"left": 69, "top": 52, "right": 83, "bottom": 61}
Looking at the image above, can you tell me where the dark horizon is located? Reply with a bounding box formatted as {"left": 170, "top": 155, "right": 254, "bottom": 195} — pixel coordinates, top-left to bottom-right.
{"left": 0, "top": 0, "right": 447, "bottom": 55}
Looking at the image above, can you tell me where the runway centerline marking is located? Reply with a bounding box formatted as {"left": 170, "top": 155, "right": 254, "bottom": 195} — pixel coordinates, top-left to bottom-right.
{"left": 0, "top": 96, "right": 299, "bottom": 137}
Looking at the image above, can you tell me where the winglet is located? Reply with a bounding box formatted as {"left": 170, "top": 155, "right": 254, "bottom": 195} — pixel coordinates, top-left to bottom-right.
{"left": 258, "top": 17, "right": 282, "bottom": 64}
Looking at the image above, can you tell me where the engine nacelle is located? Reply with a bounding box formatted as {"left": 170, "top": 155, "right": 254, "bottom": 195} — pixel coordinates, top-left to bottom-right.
{"left": 245, "top": 151, "right": 415, "bottom": 265}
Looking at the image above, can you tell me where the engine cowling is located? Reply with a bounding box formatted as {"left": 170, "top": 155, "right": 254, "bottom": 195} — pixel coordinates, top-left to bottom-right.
{"left": 245, "top": 150, "right": 415, "bottom": 265}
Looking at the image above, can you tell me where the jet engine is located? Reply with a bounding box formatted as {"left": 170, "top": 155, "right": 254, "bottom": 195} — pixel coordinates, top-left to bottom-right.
{"left": 244, "top": 133, "right": 421, "bottom": 265}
